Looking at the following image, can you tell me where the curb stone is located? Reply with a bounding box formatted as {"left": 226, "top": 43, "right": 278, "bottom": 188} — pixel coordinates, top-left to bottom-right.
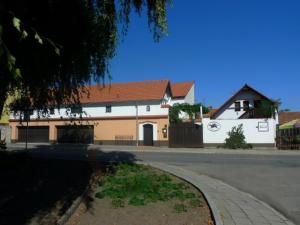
{"left": 56, "top": 185, "right": 89, "bottom": 225}
{"left": 144, "top": 162, "right": 296, "bottom": 225}
{"left": 140, "top": 162, "right": 224, "bottom": 225}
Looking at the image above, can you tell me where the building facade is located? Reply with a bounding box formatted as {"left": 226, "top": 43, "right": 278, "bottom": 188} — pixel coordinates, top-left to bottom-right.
{"left": 9, "top": 80, "right": 195, "bottom": 146}
{"left": 202, "top": 84, "right": 278, "bottom": 147}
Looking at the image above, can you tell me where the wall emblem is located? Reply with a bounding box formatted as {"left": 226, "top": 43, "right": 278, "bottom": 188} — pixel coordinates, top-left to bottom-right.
{"left": 207, "top": 121, "right": 221, "bottom": 132}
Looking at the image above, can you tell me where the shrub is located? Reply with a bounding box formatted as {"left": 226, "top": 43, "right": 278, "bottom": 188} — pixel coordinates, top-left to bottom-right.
{"left": 223, "top": 124, "right": 252, "bottom": 149}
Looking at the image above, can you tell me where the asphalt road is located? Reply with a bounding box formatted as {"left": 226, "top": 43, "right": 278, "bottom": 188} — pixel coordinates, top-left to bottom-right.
{"left": 7, "top": 144, "right": 300, "bottom": 224}
{"left": 132, "top": 152, "right": 300, "bottom": 224}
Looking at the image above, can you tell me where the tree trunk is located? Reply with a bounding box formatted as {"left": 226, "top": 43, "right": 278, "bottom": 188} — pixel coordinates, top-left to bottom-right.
{"left": 0, "top": 88, "right": 7, "bottom": 120}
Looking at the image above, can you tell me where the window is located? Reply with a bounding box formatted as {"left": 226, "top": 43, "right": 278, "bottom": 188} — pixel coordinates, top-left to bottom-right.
{"left": 234, "top": 102, "right": 241, "bottom": 111}
{"left": 71, "top": 106, "right": 82, "bottom": 114}
{"left": 243, "top": 101, "right": 249, "bottom": 111}
{"left": 50, "top": 108, "right": 55, "bottom": 115}
{"left": 146, "top": 105, "right": 150, "bottom": 112}
{"left": 105, "top": 105, "right": 112, "bottom": 113}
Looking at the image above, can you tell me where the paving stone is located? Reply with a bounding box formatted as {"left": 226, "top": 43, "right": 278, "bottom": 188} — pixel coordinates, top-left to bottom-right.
{"left": 149, "top": 163, "right": 296, "bottom": 225}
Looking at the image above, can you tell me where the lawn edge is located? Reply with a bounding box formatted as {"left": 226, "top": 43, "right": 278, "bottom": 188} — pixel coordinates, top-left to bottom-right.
{"left": 140, "top": 162, "right": 223, "bottom": 225}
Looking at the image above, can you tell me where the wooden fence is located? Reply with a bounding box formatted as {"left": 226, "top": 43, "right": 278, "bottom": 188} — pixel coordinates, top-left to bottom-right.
{"left": 276, "top": 128, "right": 300, "bottom": 150}
{"left": 115, "top": 135, "right": 134, "bottom": 145}
{"left": 169, "top": 122, "right": 203, "bottom": 148}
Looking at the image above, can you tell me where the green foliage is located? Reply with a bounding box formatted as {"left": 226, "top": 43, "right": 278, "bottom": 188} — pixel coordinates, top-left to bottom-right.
{"left": 95, "top": 163, "right": 203, "bottom": 210}
{"left": 223, "top": 124, "right": 252, "bottom": 149}
{"left": 259, "top": 100, "right": 278, "bottom": 119}
{"left": 0, "top": 0, "right": 170, "bottom": 115}
{"left": 169, "top": 103, "right": 210, "bottom": 123}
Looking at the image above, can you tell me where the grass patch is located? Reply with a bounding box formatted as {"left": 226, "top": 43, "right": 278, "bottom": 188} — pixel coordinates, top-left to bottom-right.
{"left": 173, "top": 203, "right": 187, "bottom": 213}
{"left": 95, "top": 163, "right": 203, "bottom": 212}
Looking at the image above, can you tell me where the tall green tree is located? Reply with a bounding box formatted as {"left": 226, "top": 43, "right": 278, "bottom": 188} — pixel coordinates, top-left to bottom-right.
{"left": 0, "top": 0, "right": 170, "bottom": 116}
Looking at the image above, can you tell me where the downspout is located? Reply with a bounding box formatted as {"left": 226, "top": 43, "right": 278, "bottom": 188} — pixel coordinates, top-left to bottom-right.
{"left": 135, "top": 101, "right": 139, "bottom": 146}
{"left": 200, "top": 105, "right": 203, "bottom": 120}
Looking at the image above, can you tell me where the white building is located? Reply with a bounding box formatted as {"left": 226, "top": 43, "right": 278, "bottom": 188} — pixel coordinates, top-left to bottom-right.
{"left": 10, "top": 80, "right": 195, "bottom": 146}
{"left": 202, "top": 84, "right": 278, "bottom": 147}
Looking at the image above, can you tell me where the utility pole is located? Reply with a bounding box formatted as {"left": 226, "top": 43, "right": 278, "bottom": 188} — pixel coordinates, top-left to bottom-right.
{"left": 135, "top": 102, "right": 139, "bottom": 147}
{"left": 25, "top": 119, "right": 28, "bottom": 150}
{"left": 23, "top": 109, "right": 30, "bottom": 151}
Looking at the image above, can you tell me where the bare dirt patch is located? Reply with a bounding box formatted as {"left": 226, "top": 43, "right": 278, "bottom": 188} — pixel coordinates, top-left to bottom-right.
{"left": 75, "top": 164, "right": 214, "bottom": 225}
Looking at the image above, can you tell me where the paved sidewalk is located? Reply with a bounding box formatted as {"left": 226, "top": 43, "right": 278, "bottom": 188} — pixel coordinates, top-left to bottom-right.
{"left": 148, "top": 162, "right": 295, "bottom": 225}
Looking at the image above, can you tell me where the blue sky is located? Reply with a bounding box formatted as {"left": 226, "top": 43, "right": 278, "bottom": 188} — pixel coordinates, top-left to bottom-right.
{"left": 110, "top": 0, "right": 300, "bottom": 111}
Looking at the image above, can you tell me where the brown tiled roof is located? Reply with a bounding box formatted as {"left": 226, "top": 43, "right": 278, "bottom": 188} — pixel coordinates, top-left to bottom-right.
{"left": 170, "top": 81, "right": 194, "bottom": 98}
{"left": 203, "top": 109, "right": 218, "bottom": 118}
{"left": 80, "top": 80, "right": 170, "bottom": 104}
{"left": 279, "top": 112, "right": 300, "bottom": 124}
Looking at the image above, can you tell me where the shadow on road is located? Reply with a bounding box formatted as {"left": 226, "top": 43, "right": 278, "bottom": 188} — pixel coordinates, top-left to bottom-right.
{"left": 0, "top": 145, "right": 137, "bottom": 225}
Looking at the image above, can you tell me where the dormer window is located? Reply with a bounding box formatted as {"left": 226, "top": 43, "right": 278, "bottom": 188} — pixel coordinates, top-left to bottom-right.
{"left": 234, "top": 102, "right": 241, "bottom": 111}
{"left": 50, "top": 108, "right": 55, "bottom": 115}
{"left": 106, "top": 105, "right": 112, "bottom": 113}
{"left": 71, "top": 106, "right": 82, "bottom": 114}
{"left": 243, "top": 101, "right": 249, "bottom": 111}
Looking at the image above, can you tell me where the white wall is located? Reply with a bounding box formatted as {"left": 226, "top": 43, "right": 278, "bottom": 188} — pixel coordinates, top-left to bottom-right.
{"left": 170, "top": 98, "right": 185, "bottom": 105}
{"left": 217, "top": 92, "right": 260, "bottom": 119}
{"left": 202, "top": 118, "right": 277, "bottom": 144}
{"left": 10, "top": 100, "right": 169, "bottom": 120}
{"left": 184, "top": 84, "right": 195, "bottom": 104}
{"left": 9, "top": 84, "right": 193, "bottom": 120}
{"left": 0, "top": 125, "right": 11, "bottom": 143}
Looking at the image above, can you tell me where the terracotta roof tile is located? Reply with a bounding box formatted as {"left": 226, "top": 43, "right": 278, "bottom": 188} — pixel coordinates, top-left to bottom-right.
{"left": 279, "top": 112, "right": 300, "bottom": 124}
{"left": 203, "top": 109, "right": 218, "bottom": 118}
{"left": 171, "top": 81, "right": 194, "bottom": 98}
{"left": 80, "top": 80, "right": 170, "bottom": 104}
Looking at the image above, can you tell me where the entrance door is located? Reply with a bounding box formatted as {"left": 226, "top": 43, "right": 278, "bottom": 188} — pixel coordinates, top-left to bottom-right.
{"left": 143, "top": 124, "right": 153, "bottom": 146}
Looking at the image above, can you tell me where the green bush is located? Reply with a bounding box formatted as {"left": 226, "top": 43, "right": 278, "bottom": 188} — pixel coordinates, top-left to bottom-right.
{"left": 223, "top": 124, "right": 252, "bottom": 149}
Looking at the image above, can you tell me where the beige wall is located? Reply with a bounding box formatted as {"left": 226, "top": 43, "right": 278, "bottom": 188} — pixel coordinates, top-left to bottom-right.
{"left": 10, "top": 116, "right": 169, "bottom": 143}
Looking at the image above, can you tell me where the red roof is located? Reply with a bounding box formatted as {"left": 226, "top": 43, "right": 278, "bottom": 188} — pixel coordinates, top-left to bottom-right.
{"left": 279, "top": 112, "right": 300, "bottom": 124}
{"left": 171, "top": 81, "right": 194, "bottom": 98}
{"left": 80, "top": 80, "right": 171, "bottom": 104}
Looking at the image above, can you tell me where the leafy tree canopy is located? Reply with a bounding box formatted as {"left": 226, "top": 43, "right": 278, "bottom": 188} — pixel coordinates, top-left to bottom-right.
{"left": 169, "top": 103, "right": 210, "bottom": 124}
{"left": 0, "top": 0, "right": 170, "bottom": 116}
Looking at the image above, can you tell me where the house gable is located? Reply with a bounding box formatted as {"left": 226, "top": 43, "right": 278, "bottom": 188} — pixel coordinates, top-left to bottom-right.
{"left": 170, "top": 81, "right": 195, "bottom": 105}
{"left": 211, "top": 84, "right": 274, "bottom": 120}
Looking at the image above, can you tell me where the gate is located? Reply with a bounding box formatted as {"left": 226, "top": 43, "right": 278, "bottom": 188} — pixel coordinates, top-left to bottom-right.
{"left": 57, "top": 125, "right": 94, "bottom": 144}
{"left": 18, "top": 126, "right": 49, "bottom": 142}
{"left": 276, "top": 128, "right": 300, "bottom": 150}
{"left": 168, "top": 123, "right": 203, "bottom": 148}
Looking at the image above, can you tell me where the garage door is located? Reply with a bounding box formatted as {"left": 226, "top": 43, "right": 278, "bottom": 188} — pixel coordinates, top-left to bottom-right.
{"left": 18, "top": 126, "right": 49, "bottom": 142}
{"left": 57, "top": 125, "right": 94, "bottom": 144}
